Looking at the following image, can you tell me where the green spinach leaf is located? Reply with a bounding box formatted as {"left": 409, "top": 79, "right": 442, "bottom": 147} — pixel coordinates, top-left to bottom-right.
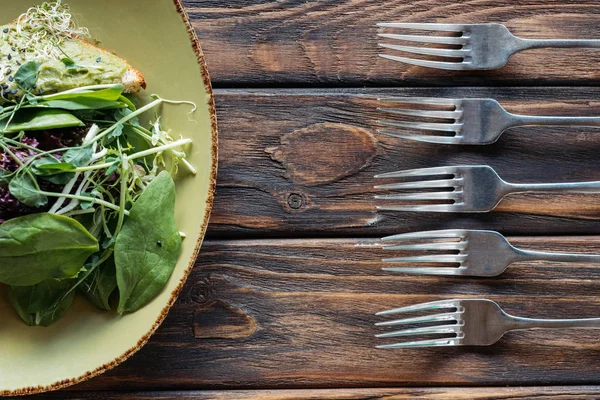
{"left": 15, "top": 61, "right": 40, "bottom": 91}
{"left": 9, "top": 174, "right": 47, "bottom": 207}
{"left": 0, "top": 213, "right": 99, "bottom": 286}
{"left": 3, "top": 109, "right": 84, "bottom": 133}
{"left": 45, "top": 84, "right": 124, "bottom": 102}
{"left": 41, "top": 172, "right": 75, "bottom": 185}
{"left": 41, "top": 98, "right": 127, "bottom": 111}
{"left": 115, "top": 171, "right": 181, "bottom": 313}
{"left": 80, "top": 258, "right": 117, "bottom": 311}
{"left": 9, "top": 278, "right": 76, "bottom": 326}
{"left": 32, "top": 157, "right": 76, "bottom": 175}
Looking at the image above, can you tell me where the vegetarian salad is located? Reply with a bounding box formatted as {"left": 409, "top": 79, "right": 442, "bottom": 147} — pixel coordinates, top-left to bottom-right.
{"left": 0, "top": 1, "right": 196, "bottom": 326}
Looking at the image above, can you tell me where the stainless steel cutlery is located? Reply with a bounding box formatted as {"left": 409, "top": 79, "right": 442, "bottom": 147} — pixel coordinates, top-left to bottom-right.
{"left": 375, "top": 165, "right": 600, "bottom": 213}
{"left": 378, "top": 22, "right": 600, "bottom": 71}
{"left": 374, "top": 21, "right": 600, "bottom": 349}
{"left": 376, "top": 299, "right": 600, "bottom": 348}
{"left": 378, "top": 97, "right": 600, "bottom": 145}
{"left": 379, "top": 229, "right": 600, "bottom": 277}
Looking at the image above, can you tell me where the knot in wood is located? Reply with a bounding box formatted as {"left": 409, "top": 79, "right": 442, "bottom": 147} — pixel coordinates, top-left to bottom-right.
{"left": 287, "top": 193, "right": 304, "bottom": 209}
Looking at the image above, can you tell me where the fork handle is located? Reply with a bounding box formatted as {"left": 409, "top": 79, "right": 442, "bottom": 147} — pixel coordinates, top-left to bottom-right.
{"left": 509, "top": 181, "right": 600, "bottom": 194}
{"left": 509, "top": 315, "right": 600, "bottom": 331}
{"left": 509, "top": 114, "right": 600, "bottom": 127}
{"left": 516, "top": 38, "right": 600, "bottom": 50}
{"left": 514, "top": 249, "right": 600, "bottom": 264}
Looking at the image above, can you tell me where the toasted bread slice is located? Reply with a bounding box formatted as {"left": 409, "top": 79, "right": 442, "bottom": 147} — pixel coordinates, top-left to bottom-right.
{"left": 75, "top": 38, "right": 147, "bottom": 93}
{"left": 0, "top": 6, "right": 145, "bottom": 101}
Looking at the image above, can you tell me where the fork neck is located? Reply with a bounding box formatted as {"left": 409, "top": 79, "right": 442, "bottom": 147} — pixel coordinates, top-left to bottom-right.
{"left": 512, "top": 248, "right": 600, "bottom": 264}
{"left": 507, "top": 180, "right": 600, "bottom": 194}
{"left": 514, "top": 37, "right": 600, "bottom": 51}
{"left": 506, "top": 113, "right": 600, "bottom": 127}
{"left": 506, "top": 314, "right": 600, "bottom": 331}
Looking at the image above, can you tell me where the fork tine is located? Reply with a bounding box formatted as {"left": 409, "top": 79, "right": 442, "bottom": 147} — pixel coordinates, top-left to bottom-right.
{"left": 382, "top": 230, "right": 466, "bottom": 241}
{"left": 383, "top": 242, "right": 466, "bottom": 251}
{"left": 381, "top": 266, "right": 464, "bottom": 275}
{"left": 375, "top": 312, "right": 460, "bottom": 326}
{"left": 377, "top": 299, "right": 459, "bottom": 315}
{"left": 378, "top": 97, "right": 459, "bottom": 106}
{"left": 375, "top": 166, "right": 456, "bottom": 179}
{"left": 379, "top": 43, "right": 469, "bottom": 58}
{"left": 376, "top": 204, "right": 459, "bottom": 212}
{"left": 376, "top": 337, "right": 459, "bottom": 349}
{"left": 374, "top": 191, "right": 462, "bottom": 201}
{"left": 379, "top": 54, "right": 469, "bottom": 71}
{"left": 377, "top": 107, "right": 462, "bottom": 120}
{"left": 378, "top": 33, "right": 467, "bottom": 45}
{"left": 374, "top": 179, "right": 457, "bottom": 190}
{"left": 382, "top": 255, "right": 467, "bottom": 264}
{"left": 378, "top": 120, "right": 462, "bottom": 133}
{"left": 378, "top": 131, "right": 464, "bottom": 145}
{"left": 377, "top": 22, "right": 467, "bottom": 32}
{"left": 376, "top": 324, "right": 461, "bottom": 338}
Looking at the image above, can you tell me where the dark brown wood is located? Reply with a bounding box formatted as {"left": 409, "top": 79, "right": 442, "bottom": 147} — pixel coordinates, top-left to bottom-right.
{"left": 184, "top": 0, "right": 600, "bottom": 87}
{"left": 34, "top": 386, "right": 600, "bottom": 399}
{"left": 59, "top": 237, "right": 600, "bottom": 390}
{"left": 207, "top": 87, "right": 600, "bottom": 238}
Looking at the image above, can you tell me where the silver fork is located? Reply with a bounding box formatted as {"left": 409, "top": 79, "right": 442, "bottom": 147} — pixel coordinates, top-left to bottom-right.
{"left": 380, "top": 229, "right": 600, "bottom": 277}
{"left": 375, "top": 165, "right": 600, "bottom": 213}
{"left": 378, "top": 23, "right": 600, "bottom": 70}
{"left": 376, "top": 299, "right": 600, "bottom": 348}
{"left": 378, "top": 97, "right": 600, "bottom": 145}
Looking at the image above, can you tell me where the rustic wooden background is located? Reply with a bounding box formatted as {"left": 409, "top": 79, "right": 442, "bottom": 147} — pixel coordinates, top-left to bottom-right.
{"left": 39, "top": 0, "right": 600, "bottom": 399}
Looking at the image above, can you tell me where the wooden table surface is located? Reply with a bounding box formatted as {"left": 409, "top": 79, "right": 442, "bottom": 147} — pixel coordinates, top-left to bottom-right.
{"left": 39, "top": 0, "right": 600, "bottom": 399}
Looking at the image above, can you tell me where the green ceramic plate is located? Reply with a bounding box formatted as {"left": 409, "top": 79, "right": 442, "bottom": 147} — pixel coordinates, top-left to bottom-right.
{"left": 0, "top": 0, "right": 217, "bottom": 395}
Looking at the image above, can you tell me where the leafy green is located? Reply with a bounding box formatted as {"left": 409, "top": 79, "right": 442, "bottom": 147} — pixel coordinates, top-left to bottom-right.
{"left": 41, "top": 172, "right": 75, "bottom": 185}
{"left": 115, "top": 108, "right": 139, "bottom": 126}
{"left": 3, "top": 109, "right": 84, "bottom": 133}
{"left": 108, "top": 123, "right": 124, "bottom": 139}
{"left": 104, "top": 156, "right": 121, "bottom": 176}
{"left": 0, "top": 213, "right": 99, "bottom": 286}
{"left": 45, "top": 85, "right": 124, "bottom": 102}
{"left": 0, "top": 81, "right": 196, "bottom": 326}
{"left": 80, "top": 258, "right": 117, "bottom": 311}
{"left": 41, "top": 98, "right": 127, "bottom": 111}
{"left": 78, "top": 193, "right": 95, "bottom": 210}
{"left": 9, "top": 279, "right": 76, "bottom": 326}
{"left": 15, "top": 61, "right": 41, "bottom": 91}
{"left": 32, "top": 157, "right": 76, "bottom": 175}
{"left": 0, "top": 168, "right": 11, "bottom": 187}
{"left": 9, "top": 174, "right": 47, "bottom": 207}
{"left": 63, "top": 145, "right": 93, "bottom": 167}
{"left": 115, "top": 171, "right": 181, "bottom": 313}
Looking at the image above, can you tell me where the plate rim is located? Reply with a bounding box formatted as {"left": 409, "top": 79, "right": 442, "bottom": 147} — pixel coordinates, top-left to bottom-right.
{"left": 2, "top": 0, "right": 218, "bottom": 396}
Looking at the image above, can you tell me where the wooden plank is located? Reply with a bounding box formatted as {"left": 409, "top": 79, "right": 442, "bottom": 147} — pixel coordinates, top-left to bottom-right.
{"left": 207, "top": 87, "right": 600, "bottom": 238}
{"left": 185, "top": 0, "right": 600, "bottom": 86}
{"left": 37, "top": 386, "right": 600, "bottom": 399}
{"left": 69, "top": 237, "right": 600, "bottom": 390}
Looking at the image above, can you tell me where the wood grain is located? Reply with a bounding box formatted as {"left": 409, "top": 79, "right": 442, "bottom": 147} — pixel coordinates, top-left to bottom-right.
{"left": 208, "top": 87, "right": 600, "bottom": 238}
{"left": 61, "top": 237, "right": 600, "bottom": 390}
{"left": 34, "top": 386, "right": 600, "bottom": 399}
{"left": 184, "top": 0, "right": 600, "bottom": 86}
